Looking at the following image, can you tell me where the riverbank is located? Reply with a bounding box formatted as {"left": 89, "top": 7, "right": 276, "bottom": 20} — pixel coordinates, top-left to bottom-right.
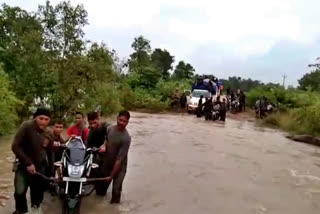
{"left": 246, "top": 85, "right": 320, "bottom": 140}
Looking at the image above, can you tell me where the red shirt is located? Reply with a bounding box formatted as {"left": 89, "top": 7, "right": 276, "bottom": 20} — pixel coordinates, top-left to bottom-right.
{"left": 67, "top": 125, "right": 89, "bottom": 144}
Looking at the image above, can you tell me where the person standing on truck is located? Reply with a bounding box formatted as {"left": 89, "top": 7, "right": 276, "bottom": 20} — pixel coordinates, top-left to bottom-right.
{"left": 12, "top": 107, "right": 52, "bottom": 214}
{"left": 67, "top": 112, "right": 89, "bottom": 144}
{"left": 98, "top": 110, "right": 132, "bottom": 204}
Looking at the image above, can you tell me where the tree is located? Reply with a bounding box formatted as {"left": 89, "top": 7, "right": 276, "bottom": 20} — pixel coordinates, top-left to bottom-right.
{"left": 128, "top": 35, "right": 151, "bottom": 69}
{"left": 172, "top": 61, "right": 195, "bottom": 80}
{"left": 127, "top": 66, "right": 162, "bottom": 89}
{"left": 299, "top": 70, "right": 320, "bottom": 91}
{"left": 0, "top": 4, "right": 53, "bottom": 117}
{"left": 0, "top": 67, "right": 21, "bottom": 135}
{"left": 151, "top": 48, "right": 174, "bottom": 79}
{"left": 38, "top": 1, "right": 117, "bottom": 117}
{"left": 127, "top": 36, "right": 163, "bottom": 88}
{"left": 220, "top": 76, "right": 265, "bottom": 92}
{"left": 299, "top": 58, "right": 320, "bottom": 91}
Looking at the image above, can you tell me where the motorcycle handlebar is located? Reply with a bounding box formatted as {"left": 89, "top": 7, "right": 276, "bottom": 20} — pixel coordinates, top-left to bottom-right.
{"left": 35, "top": 172, "right": 61, "bottom": 183}
{"left": 53, "top": 144, "right": 101, "bottom": 153}
{"left": 87, "top": 147, "right": 101, "bottom": 153}
{"left": 36, "top": 172, "right": 109, "bottom": 183}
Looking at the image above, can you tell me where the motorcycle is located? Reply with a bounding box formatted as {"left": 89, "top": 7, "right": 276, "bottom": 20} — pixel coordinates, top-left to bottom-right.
{"left": 211, "top": 104, "right": 220, "bottom": 121}
{"left": 231, "top": 98, "right": 241, "bottom": 113}
{"left": 53, "top": 137, "right": 102, "bottom": 214}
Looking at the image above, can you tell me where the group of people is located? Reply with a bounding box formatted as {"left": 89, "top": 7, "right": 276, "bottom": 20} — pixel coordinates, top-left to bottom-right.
{"left": 226, "top": 88, "right": 246, "bottom": 112}
{"left": 196, "top": 96, "right": 227, "bottom": 122}
{"left": 255, "top": 96, "right": 277, "bottom": 118}
{"left": 192, "top": 75, "right": 223, "bottom": 95}
{"left": 12, "top": 108, "right": 131, "bottom": 214}
{"left": 171, "top": 88, "right": 189, "bottom": 110}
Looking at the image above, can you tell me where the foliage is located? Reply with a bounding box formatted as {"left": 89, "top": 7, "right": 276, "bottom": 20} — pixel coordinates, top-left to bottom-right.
{"left": 220, "top": 76, "right": 280, "bottom": 92}
{"left": 155, "top": 79, "right": 192, "bottom": 101}
{"left": 172, "top": 61, "right": 195, "bottom": 80}
{"left": 248, "top": 84, "right": 320, "bottom": 136}
{"left": 128, "top": 66, "right": 162, "bottom": 89}
{"left": 128, "top": 35, "right": 152, "bottom": 69}
{"left": 131, "top": 88, "right": 169, "bottom": 112}
{"left": 0, "top": 67, "right": 21, "bottom": 135}
{"left": 151, "top": 48, "right": 174, "bottom": 79}
{"left": 247, "top": 86, "right": 320, "bottom": 109}
{"left": 0, "top": 4, "right": 52, "bottom": 116}
{"left": 298, "top": 70, "right": 320, "bottom": 91}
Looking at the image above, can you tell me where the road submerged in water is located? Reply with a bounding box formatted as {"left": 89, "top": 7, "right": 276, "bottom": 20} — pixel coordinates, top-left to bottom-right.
{"left": 1, "top": 112, "right": 320, "bottom": 214}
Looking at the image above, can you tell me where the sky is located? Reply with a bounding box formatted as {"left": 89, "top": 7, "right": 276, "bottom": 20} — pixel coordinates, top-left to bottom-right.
{"left": 3, "top": 0, "right": 320, "bottom": 86}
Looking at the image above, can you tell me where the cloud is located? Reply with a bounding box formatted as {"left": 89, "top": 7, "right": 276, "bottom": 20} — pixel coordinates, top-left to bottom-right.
{"left": 3, "top": 0, "right": 320, "bottom": 85}
{"left": 188, "top": 39, "right": 320, "bottom": 86}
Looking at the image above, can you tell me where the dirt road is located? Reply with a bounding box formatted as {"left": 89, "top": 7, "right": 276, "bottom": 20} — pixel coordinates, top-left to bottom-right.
{"left": 1, "top": 112, "right": 320, "bottom": 213}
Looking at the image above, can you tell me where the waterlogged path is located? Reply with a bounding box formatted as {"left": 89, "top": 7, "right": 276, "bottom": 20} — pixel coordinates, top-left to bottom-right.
{"left": 1, "top": 112, "right": 320, "bottom": 213}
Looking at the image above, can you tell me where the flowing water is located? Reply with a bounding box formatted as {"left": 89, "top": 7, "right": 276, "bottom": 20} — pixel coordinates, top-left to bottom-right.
{"left": 1, "top": 112, "right": 320, "bottom": 213}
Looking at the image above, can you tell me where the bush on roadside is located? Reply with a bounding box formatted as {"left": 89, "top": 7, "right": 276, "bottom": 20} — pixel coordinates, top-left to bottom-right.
{"left": 0, "top": 69, "right": 22, "bottom": 135}
{"left": 247, "top": 84, "right": 320, "bottom": 136}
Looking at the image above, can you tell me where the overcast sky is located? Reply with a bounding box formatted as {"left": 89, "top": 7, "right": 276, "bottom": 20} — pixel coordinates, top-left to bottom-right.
{"left": 3, "top": 0, "right": 320, "bottom": 86}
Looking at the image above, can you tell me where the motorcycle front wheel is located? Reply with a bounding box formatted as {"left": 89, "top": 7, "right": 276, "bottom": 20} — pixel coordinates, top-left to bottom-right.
{"left": 62, "top": 199, "right": 81, "bottom": 214}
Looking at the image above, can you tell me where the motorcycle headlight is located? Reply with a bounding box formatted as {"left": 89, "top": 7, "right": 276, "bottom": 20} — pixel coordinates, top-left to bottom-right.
{"left": 68, "top": 165, "right": 85, "bottom": 178}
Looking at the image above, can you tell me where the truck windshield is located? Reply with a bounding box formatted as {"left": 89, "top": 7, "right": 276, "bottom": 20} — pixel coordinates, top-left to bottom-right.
{"left": 192, "top": 90, "right": 210, "bottom": 98}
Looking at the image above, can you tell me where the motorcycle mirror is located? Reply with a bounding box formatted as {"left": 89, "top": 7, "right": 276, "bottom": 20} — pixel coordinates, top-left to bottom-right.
{"left": 91, "top": 163, "right": 99, "bottom": 169}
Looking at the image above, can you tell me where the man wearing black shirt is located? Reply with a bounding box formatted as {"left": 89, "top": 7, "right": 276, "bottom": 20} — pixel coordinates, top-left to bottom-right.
{"left": 87, "top": 112, "right": 110, "bottom": 196}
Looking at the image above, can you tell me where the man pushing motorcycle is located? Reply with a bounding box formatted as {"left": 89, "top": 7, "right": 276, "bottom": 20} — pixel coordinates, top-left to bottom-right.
{"left": 57, "top": 109, "right": 132, "bottom": 206}
{"left": 94, "top": 110, "right": 131, "bottom": 204}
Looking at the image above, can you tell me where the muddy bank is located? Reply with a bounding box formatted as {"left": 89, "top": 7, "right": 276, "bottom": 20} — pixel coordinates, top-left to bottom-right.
{"left": 287, "top": 134, "right": 320, "bottom": 147}
{"left": 1, "top": 112, "right": 320, "bottom": 213}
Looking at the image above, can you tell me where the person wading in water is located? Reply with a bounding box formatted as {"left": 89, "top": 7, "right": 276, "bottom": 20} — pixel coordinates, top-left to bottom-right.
{"left": 99, "top": 110, "right": 132, "bottom": 204}
{"left": 12, "top": 107, "right": 53, "bottom": 214}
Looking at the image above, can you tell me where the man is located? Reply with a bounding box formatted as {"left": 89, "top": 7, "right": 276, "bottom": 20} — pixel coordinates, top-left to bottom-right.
{"left": 171, "top": 88, "right": 180, "bottom": 108}
{"left": 239, "top": 90, "right": 246, "bottom": 112}
{"left": 51, "top": 119, "right": 65, "bottom": 162}
{"left": 87, "top": 112, "right": 109, "bottom": 149}
{"left": 219, "top": 98, "right": 227, "bottom": 122}
{"left": 180, "top": 91, "right": 187, "bottom": 110}
{"left": 86, "top": 112, "right": 110, "bottom": 195}
{"left": 203, "top": 97, "right": 213, "bottom": 120}
{"left": 12, "top": 107, "right": 53, "bottom": 214}
{"left": 99, "top": 110, "right": 131, "bottom": 204}
{"left": 67, "top": 112, "right": 89, "bottom": 144}
{"left": 196, "top": 95, "right": 204, "bottom": 118}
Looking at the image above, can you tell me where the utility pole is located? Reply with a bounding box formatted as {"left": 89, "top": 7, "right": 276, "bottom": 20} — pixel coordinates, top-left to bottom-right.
{"left": 282, "top": 73, "right": 287, "bottom": 88}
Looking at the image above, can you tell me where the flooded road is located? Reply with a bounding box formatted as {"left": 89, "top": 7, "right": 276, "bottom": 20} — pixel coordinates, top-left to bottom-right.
{"left": 1, "top": 112, "right": 320, "bottom": 213}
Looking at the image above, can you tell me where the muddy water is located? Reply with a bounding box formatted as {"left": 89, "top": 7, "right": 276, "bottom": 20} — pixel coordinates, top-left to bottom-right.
{"left": 1, "top": 112, "right": 320, "bottom": 213}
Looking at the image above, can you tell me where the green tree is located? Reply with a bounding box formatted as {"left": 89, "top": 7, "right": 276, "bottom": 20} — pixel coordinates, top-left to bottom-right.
{"left": 151, "top": 48, "right": 174, "bottom": 79}
{"left": 298, "top": 70, "right": 320, "bottom": 91}
{"left": 127, "top": 66, "right": 161, "bottom": 89}
{"left": 127, "top": 36, "right": 162, "bottom": 88}
{"left": 38, "top": 1, "right": 117, "bottom": 117}
{"left": 172, "top": 61, "right": 195, "bottom": 80}
{"left": 0, "top": 67, "right": 21, "bottom": 135}
{"left": 299, "top": 58, "right": 320, "bottom": 91}
{"left": 0, "top": 4, "right": 52, "bottom": 117}
{"left": 128, "top": 35, "right": 152, "bottom": 69}
{"left": 221, "top": 76, "right": 265, "bottom": 92}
